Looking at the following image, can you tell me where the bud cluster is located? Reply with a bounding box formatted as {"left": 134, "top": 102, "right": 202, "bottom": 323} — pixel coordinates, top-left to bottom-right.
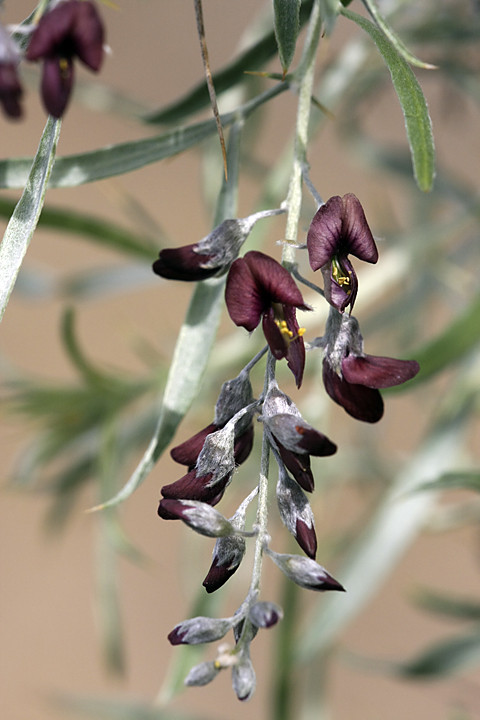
{"left": 154, "top": 196, "right": 420, "bottom": 700}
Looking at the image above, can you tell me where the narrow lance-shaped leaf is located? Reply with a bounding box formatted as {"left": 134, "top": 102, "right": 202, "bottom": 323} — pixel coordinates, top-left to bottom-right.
{"left": 415, "top": 471, "right": 480, "bottom": 494}
{"left": 0, "top": 197, "right": 158, "bottom": 260}
{"left": 400, "top": 291, "right": 480, "bottom": 389}
{"left": 0, "top": 84, "right": 287, "bottom": 191}
{"left": 274, "top": 0, "right": 302, "bottom": 76}
{"left": 397, "top": 632, "right": 480, "bottom": 679}
{"left": 144, "top": 0, "right": 315, "bottom": 125}
{"left": 362, "top": 0, "right": 436, "bottom": 69}
{"left": 341, "top": 7, "right": 435, "bottom": 192}
{"left": 0, "top": 116, "right": 61, "bottom": 323}
{"left": 91, "top": 123, "right": 243, "bottom": 510}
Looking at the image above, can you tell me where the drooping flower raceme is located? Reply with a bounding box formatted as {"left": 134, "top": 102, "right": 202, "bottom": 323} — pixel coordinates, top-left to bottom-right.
{"left": 307, "top": 194, "right": 378, "bottom": 313}
{"left": 26, "top": 0, "right": 104, "bottom": 118}
{"left": 225, "top": 251, "right": 310, "bottom": 388}
{"left": 318, "top": 308, "right": 420, "bottom": 423}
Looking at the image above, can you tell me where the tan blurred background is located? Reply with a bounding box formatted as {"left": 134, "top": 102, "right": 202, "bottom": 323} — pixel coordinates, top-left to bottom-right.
{"left": 1, "top": 2, "right": 480, "bottom": 720}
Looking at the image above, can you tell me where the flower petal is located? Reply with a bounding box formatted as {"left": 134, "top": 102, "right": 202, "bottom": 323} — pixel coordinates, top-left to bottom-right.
{"left": 225, "top": 257, "right": 264, "bottom": 331}
{"left": 323, "top": 361, "right": 384, "bottom": 423}
{"left": 170, "top": 423, "right": 218, "bottom": 466}
{"left": 244, "top": 251, "right": 308, "bottom": 309}
{"left": 277, "top": 443, "right": 315, "bottom": 492}
{"left": 284, "top": 305, "right": 306, "bottom": 388}
{"left": 342, "top": 354, "right": 419, "bottom": 389}
{"left": 153, "top": 245, "right": 219, "bottom": 281}
{"left": 307, "top": 196, "right": 345, "bottom": 270}
{"left": 160, "top": 469, "right": 231, "bottom": 505}
{"left": 341, "top": 194, "right": 378, "bottom": 263}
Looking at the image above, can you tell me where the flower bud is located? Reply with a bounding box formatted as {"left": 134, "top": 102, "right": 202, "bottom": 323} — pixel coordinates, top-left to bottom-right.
{"left": 158, "top": 499, "right": 236, "bottom": 538}
{"left": 265, "top": 548, "right": 345, "bottom": 592}
{"left": 214, "top": 370, "right": 255, "bottom": 431}
{"left": 153, "top": 208, "right": 284, "bottom": 282}
{"left": 184, "top": 661, "right": 220, "bottom": 687}
{"left": 196, "top": 422, "right": 236, "bottom": 482}
{"left": 249, "top": 601, "right": 283, "bottom": 629}
{"left": 203, "top": 534, "right": 246, "bottom": 593}
{"left": 276, "top": 465, "right": 317, "bottom": 559}
{"left": 232, "top": 649, "right": 256, "bottom": 702}
{"left": 168, "top": 615, "right": 235, "bottom": 645}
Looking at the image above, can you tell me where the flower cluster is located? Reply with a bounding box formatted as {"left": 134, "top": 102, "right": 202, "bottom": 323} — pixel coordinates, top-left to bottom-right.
{"left": 1, "top": 0, "right": 105, "bottom": 120}
{"left": 154, "top": 194, "right": 419, "bottom": 701}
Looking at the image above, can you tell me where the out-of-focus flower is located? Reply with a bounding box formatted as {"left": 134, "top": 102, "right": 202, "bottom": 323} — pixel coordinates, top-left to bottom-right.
{"left": 0, "top": 24, "right": 23, "bottom": 119}
{"left": 26, "top": 0, "right": 104, "bottom": 118}
{"left": 225, "top": 251, "right": 310, "bottom": 387}
{"left": 319, "top": 308, "right": 420, "bottom": 423}
{"left": 262, "top": 380, "right": 336, "bottom": 492}
{"left": 153, "top": 209, "right": 284, "bottom": 282}
{"left": 307, "top": 194, "right": 378, "bottom": 313}
{"left": 168, "top": 615, "right": 236, "bottom": 646}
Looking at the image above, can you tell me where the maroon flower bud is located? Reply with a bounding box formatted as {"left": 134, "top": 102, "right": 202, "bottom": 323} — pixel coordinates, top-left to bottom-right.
{"left": 225, "top": 251, "right": 310, "bottom": 387}
{"left": 276, "top": 464, "right": 317, "bottom": 558}
{"left": 321, "top": 309, "right": 419, "bottom": 423}
{"left": 307, "top": 194, "right": 378, "bottom": 313}
{"left": 158, "top": 499, "right": 237, "bottom": 537}
{"left": 248, "top": 601, "right": 283, "bottom": 629}
{"left": 26, "top": 0, "right": 104, "bottom": 118}
{"left": 168, "top": 615, "right": 235, "bottom": 645}
{"left": 153, "top": 209, "right": 284, "bottom": 282}
{"left": 262, "top": 381, "right": 336, "bottom": 491}
{"left": 160, "top": 468, "right": 232, "bottom": 506}
{"left": 265, "top": 548, "right": 345, "bottom": 593}
{"left": 203, "top": 534, "right": 246, "bottom": 593}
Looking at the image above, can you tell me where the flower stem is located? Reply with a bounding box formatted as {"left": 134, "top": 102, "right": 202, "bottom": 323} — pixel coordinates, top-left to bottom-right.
{"left": 282, "top": 0, "right": 323, "bottom": 269}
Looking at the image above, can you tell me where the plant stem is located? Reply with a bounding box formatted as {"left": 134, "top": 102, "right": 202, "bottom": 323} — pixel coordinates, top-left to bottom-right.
{"left": 282, "top": 0, "right": 323, "bottom": 268}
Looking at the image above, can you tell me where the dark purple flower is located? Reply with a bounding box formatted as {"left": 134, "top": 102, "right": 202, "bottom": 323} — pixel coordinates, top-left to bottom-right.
{"left": 276, "top": 464, "right": 317, "bottom": 558}
{"left": 153, "top": 210, "right": 283, "bottom": 282}
{"left": 225, "top": 251, "right": 310, "bottom": 387}
{"left": 26, "top": 0, "right": 104, "bottom": 118}
{"left": 0, "top": 62, "right": 23, "bottom": 118}
{"left": 307, "top": 194, "right": 378, "bottom": 313}
{"left": 0, "top": 24, "right": 23, "bottom": 119}
{"left": 321, "top": 309, "right": 420, "bottom": 423}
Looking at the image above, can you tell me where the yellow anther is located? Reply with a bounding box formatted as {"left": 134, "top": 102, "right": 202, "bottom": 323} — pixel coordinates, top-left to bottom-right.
{"left": 297, "top": 327, "right": 306, "bottom": 337}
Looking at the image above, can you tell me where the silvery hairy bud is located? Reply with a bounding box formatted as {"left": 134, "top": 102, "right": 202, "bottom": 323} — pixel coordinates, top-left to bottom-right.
{"left": 196, "top": 421, "right": 236, "bottom": 482}
{"left": 249, "top": 601, "right": 283, "bottom": 629}
{"left": 232, "top": 647, "right": 256, "bottom": 702}
{"left": 153, "top": 208, "right": 285, "bottom": 282}
{"left": 203, "top": 487, "right": 258, "bottom": 593}
{"left": 184, "top": 661, "right": 221, "bottom": 687}
{"left": 158, "top": 499, "right": 238, "bottom": 538}
{"left": 276, "top": 463, "right": 317, "bottom": 559}
{"left": 265, "top": 547, "right": 345, "bottom": 592}
{"left": 214, "top": 369, "right": 255, "bottom": 433}
{"left": 261, "top": 380, "right": 336, "bottom": 492}
{"left": 168, "top": 615, "right": 236, "bottom": 645}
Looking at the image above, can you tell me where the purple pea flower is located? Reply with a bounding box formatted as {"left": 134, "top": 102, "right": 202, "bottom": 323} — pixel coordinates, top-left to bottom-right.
{"left": 0, "top": 24, "right": 23, "bottom": 119}
{"left": 307, "top": 194, "right": 378, "bottom": 313}
{"left": 320, "top": 309, "right": 420, "bottom": 423}
{"left": 225, "top": 251, "right": 310, "bottom": 388}
{"left": 26, "top": 0, "right": 104, "bottom": 118}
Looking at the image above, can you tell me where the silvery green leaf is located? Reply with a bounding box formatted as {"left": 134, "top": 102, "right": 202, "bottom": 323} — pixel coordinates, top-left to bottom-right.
{"left": 362, "top": 0, "right": 436, "bottom": 69}
{"left": 0, "top": 116, "right": 61, "bottom": 323}
{"left": 0, "top": 85, "right": 287, "bottom": 190}
{"left": 274, "top": 0, "right": 301, "bottom": 74}
{"left": 341, "top": 7, "right": 435, "bottom": 192}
